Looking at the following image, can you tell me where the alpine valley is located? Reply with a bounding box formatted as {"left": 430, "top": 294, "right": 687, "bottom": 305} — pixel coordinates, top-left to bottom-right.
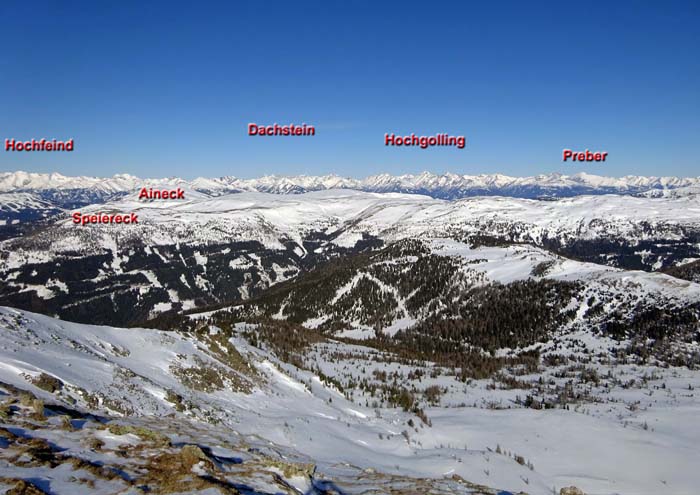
{"left": 1, "top": 171, "right": 700, "bottom": 495}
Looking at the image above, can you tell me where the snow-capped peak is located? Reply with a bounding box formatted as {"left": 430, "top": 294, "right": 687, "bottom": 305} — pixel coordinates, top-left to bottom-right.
{"left": 2, "top": 170, "right": 700, "bottom": 201}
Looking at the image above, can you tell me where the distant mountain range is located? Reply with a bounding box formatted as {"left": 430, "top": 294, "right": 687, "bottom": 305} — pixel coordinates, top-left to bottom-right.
{"left": 2, "top": 170, "right": 700, "bottom": 205}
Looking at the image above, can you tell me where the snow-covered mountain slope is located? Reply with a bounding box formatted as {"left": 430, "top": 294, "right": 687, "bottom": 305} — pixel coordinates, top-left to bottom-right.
{"left": 0, "top": 192, "right": 63, "bottom": 225}
{"left": 0, "top": 306, "right": 507, "bottom": 494}
{"left": 1, "top": 189, "right": 699, "bottom": 324}
{"left": 9, "top": 188, "right": 700, "bottom": 272}
{"left": 4, "top": 172, "right": 700, "bottom": 494}
{"left": 3, "top": 170, "right": 700, "bottom": 201}
{"left": 640, "top": 184, "right": 700, "bottom": 198}
{"left": 8, "top": 188, "right": 700, "bottom": 252}
{"left": 217, "top": 238, "right": 700, "bottom": 360}
{"left": 2, "top": 303, "right": 700, "bottom": 495}
{"left": 0, "top": 305, "right": 536, "bottom": 494}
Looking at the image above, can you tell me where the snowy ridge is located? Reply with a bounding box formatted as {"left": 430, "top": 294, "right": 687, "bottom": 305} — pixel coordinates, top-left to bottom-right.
{"left": 0, "top": 192, "right": 56, "bottom": 212}
{"left": 0, "top": 191, "right": 64, "bottom": 224}
{"left": 2, "top": 189, "right": 699, "bottom": 326}
{"left": 42, "top": 189, "right": 700, "bottom": 253}
{"left": 3, "top": 170, "right": 700, "bottom": 200}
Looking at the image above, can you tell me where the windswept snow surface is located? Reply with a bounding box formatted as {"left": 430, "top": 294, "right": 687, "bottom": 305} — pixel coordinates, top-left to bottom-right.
{"left": 1, "top": 306, "right": 700, "bottom": 494}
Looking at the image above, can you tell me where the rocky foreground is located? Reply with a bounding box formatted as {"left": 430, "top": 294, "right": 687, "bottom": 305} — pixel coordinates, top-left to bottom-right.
{"left": 1, "top": 380, "right": 527, "bottom": 495}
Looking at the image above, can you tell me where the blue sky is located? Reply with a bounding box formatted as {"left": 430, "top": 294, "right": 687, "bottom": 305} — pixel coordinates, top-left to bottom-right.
{"left": 1, "top": 1, "right": 699, "bottom": 179}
